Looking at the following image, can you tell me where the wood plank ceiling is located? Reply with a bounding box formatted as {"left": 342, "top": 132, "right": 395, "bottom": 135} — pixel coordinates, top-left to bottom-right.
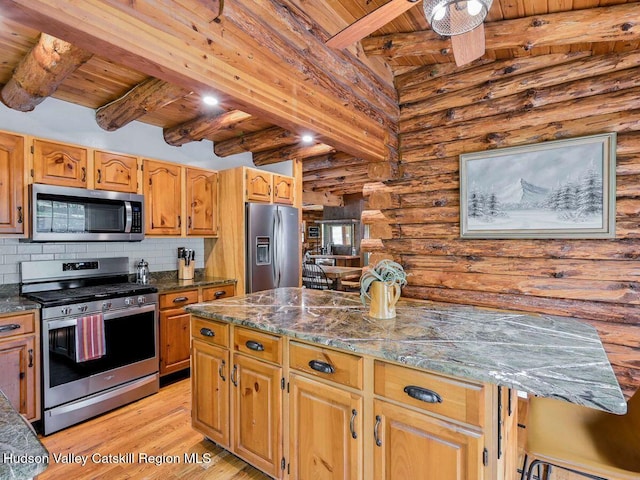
{"left": 0, "top": 0, "right": 638, "bottom": 204}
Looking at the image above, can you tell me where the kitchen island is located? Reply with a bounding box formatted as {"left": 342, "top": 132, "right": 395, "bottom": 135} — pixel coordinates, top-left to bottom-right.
{"left": 187, "top": 287, "right": 626, "bottom": 479}
{"left": 0, "top": 390, "right": 48, "bottom": 479}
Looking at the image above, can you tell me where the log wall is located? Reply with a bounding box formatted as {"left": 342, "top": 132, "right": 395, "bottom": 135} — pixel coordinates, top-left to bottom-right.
{"left": 363, "top": 51, "right": 640, "bottom": 397}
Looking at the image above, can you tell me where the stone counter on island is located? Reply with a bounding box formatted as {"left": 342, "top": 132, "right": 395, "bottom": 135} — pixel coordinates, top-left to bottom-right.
{"left": 187, "top": 287, "right": 626, "bottom": 414}
{"left": 0, "top": 391, "right": 48, "bottom": 479}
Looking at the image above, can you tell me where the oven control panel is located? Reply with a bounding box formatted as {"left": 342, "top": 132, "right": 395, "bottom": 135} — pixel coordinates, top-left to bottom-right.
{"left": 40, "top": 293, "right": 158, "bottom": 321}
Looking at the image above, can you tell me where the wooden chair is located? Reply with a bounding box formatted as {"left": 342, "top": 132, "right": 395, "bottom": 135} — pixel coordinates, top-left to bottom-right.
{"left": 302, "top": 263, "right": 332, "bottom": 290}
{"left": 522, "top": 390, "right": 640, "bottom": 480}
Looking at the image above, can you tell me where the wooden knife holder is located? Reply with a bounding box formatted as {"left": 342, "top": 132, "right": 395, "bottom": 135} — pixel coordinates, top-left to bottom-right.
{"left": 178, "top": 258, "right": 194, "bottom": 280}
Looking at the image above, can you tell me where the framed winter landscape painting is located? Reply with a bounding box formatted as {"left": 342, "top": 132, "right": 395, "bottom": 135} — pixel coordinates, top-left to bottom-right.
{"left": 459, "top": 133, "right": 616, "bottom": 239}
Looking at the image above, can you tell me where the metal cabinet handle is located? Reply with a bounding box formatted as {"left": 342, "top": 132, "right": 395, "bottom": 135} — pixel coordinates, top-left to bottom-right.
{"left": 308, "top": 359, "right": 335, "bottom": 374}
{"left": 97, "top": 169, "right": 102, "bottom": 183}
{"left": 349, "top": 409, "right": 357, "bottom": 439}
{"left": 28, "top": 349, "right": 33, "bottom": 368}
{"left": 178, "top": 215, "right": 181, "bottom": 228}
{"left": 374, "top": 415, "right": 382, "bottom": 447}
{"left": 17, "top": 206, "right": 23, "bottom": 224}
{"left": 173, "top": 296, "right": 189, "bottom": 303}
{"left": 0, "top": 324, "right": 21, "bottom": 333}
{"left": 199, "top": 327, "right": 214, "bottom": 337}
{"left": 403, "top": 385, "right": 443, "bottom": 404}
{"left": 188, "top": 216, "right": 192, "bottom": 229}
{"left": 219, "top": 359, "right": 226, "bottom": 382}
{"left": 245, "top": 340, "right": 264, "bottom": 352}
{"left": 81, "top": 167, "right": 86, "bottom": 182}
{"left": 214, "top": 290, "right": 226, "bottom": 298}
{"left": 231, "top": 364, "right": 238, "bottom": 386}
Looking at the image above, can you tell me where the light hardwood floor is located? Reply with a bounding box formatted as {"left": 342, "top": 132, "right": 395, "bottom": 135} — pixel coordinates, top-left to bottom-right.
{"left": 37, "top": 378, "right": 269, "bottom": 480}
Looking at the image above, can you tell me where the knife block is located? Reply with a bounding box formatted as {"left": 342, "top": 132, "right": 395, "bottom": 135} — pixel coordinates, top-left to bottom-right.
{"left": 178, "top": 258, "right": 194, "bottom": 280}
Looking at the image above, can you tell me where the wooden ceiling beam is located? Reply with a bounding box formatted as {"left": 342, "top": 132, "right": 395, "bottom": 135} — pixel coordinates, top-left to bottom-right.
{"left": 4, "top": 0, "right": 392, "bottom": 161}
{"left": 163, "top": 110, "right": 253, "bottom": 147}
{"left": 95, "top": 78, "right": 191, "bottom": 131}
{"left": 0, "top": 33, "right": 92, "bottom": 112}
{"left": 214, "top": 126, "right": 299, "bottom": 157}
{"left": 363, "top": 3, "right": 640, "bottom": 57}
{"left": 253, "top": 143, "right": 336, "bottom": 166}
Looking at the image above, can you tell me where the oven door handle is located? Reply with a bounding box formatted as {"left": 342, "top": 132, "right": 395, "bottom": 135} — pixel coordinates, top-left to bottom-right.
{"left": 46, "top": 303, "right": 157, "bottom": 330}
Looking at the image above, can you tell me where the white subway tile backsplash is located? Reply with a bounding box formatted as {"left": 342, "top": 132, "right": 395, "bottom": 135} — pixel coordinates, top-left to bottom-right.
{"left": 0, "top": 238, "right": 204, "bottom": 285}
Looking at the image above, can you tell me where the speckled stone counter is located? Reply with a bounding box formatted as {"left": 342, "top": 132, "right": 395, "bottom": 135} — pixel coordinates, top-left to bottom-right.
{"left": 187, "top": 287, "right": 627, "bottom": 414}
{"left": 143, "top": 270, "right": 236, "bottom": 293}
{"left": 0, "top": 285, "right": 40, "bottom": 315}
{"left": 0, "top": 391, "right": 48, "bottom": 479}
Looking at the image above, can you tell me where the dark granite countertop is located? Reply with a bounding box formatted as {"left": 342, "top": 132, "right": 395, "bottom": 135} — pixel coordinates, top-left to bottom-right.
{"left": 142, "top": 270, "right": 236, "bottom": 293}
{"left": 187, "top": 287, "right": 627, "bottom": 415}
{"left": 0, "top": 391, "right": 48, "bottom": 479}
{"left": 0, "top": 285, "right": 40, "bottom": 315}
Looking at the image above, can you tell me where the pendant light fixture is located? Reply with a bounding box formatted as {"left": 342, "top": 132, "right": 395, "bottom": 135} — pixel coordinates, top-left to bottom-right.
{"left": 423, "top": 0, "right": 493, "bottom": 36}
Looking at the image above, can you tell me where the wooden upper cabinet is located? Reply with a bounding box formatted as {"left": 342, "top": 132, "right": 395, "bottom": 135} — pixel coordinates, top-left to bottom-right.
{"left": 186, "top": 167, "right": 218, "bottom": 236}
{"left": 273, "top": 174, "right": 294, "bottom": 205}
{"left": 245, "top": 168, "right": 273, "bottom": 203}
{"left": 33, "top": 139, "right": 88, "bottom": 188}
{"left": 94, "top": 150, "right": 138, "bottom": 193}
{"left": 0, "top": 131, "right": 26, "bottom": 234}
{"left": 143, "top": 159, "right": 182, "bottom": 235}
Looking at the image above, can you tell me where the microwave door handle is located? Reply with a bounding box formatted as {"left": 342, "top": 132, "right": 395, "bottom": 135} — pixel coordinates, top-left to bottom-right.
{"left": 124, "top": 201, "right": 133, "bottom": 233}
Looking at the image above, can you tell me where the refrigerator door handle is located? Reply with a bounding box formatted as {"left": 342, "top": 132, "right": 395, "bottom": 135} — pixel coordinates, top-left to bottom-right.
{"left": 275, "top": 209, "right": 284, "bottom": 287}
{"left": 272, "top": 209, "right": 279, "bottom": 287}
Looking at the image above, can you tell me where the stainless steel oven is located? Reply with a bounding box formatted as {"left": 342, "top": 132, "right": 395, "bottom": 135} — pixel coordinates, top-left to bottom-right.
{"left": 21, "top": 257, "right": 159, "bottom": 435}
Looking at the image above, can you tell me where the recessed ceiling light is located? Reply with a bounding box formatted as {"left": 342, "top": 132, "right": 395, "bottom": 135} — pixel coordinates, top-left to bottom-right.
{"left": 202, "top": 95, "right": 218, "bottom": 106}
{"left": 301, "top": 134, "right": 314, "bottom": 144}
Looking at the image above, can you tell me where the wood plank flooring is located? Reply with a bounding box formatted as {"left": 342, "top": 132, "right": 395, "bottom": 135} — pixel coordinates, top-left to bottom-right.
{"left": 36, "top": 378, "right": 270, "bottom": 480}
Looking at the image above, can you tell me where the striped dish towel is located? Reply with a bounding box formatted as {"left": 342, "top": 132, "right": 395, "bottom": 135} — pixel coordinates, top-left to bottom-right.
{"left": 75, "top": 314, "right": 106, "bottom": 362}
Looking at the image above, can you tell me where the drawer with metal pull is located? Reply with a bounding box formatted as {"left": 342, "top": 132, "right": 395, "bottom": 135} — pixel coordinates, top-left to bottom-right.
{"left": 159, "top": 289, "right": 199, "bottom": 309}
{"left": 234, "top": 326, "right": 282, "bottom": 364}
{"left": 192, "top": 317, "right": 229, "bottom": 347}
{"left": 289, "top": 341, "right": 363, "bottom": 389}
{"left": 201, "top": 284, "right": 235, "bottom": 302}
{"left": 374, "top": 360, "right": 485, "bottom": 427}
{"left": 0, "top": 312, "right": 36, "bottom": 339}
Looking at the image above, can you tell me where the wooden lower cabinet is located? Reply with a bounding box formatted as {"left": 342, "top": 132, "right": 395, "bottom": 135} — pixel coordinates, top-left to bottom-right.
{"left": 289, "top": 373, "right": 363, "bottom": 480}
{"left": 373, "top": 399, "right": 483, "bottom": 480}
{"left": 0, "top": 311, "right": 39, "bottom": 421}
{"left": 191, "top": 339, "right": 230, "bottom": 447}
{"left": 232, "top": 353, "right": 282, "bottom": 478}
{"left": 160, "top": 307, "right": 192, "bottom": 375}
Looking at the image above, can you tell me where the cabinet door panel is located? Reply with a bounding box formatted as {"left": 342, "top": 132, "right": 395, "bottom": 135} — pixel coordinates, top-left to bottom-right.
{"left": 143, "top": 160, "right": 182, "bottom": 235}
{"left": 374, "top": 399, "right": 483, "bottom": 480}
{"left": 33, "top": 139, "right": 88, "bottom": 188}
{"left": 272, "top": 175, "right": 294, "bottom": 204}
{"left": 160, "top": 309, "right": 191, "bottom": 375}
{"left": 0, "top": 132, "right": 26, "bottom": 234}
{"left": 0, "top": 336, "right": 36, "bottom": 420}
{"left": 290, "top": 374, "right": 363, "bottom": 480}
{"left": 233, "top": 354, "right": 282, "bottom": 477}
{"left": 186, "top": 168, "right": 217, "bottom": 236}
{"left": 94, "top": 151, "right": 137, "bottom": 193}
{"left": 246, "top": 169, "right": 272, "bottom": 203}
{"left": 192, "top": 339, "right": 230, "bottom": 447}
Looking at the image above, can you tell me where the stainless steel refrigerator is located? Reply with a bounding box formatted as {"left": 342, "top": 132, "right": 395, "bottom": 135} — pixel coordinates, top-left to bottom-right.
{"left": 246, "top": 202, "right": 300, "bottom": 293}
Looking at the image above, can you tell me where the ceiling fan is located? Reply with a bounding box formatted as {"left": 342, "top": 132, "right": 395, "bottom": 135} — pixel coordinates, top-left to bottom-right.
{"left": 326, "top": 0, "right": 492, "bottom": 66}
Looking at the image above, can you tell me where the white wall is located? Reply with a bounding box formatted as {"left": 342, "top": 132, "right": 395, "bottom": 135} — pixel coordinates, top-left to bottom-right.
{"left": 0, "top": 97, "right": 293, "bottom": 284}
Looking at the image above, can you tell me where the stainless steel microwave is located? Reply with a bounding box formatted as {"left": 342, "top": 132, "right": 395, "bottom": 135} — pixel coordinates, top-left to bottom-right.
{"left": 29, "top": 184, "right": 145, "bottom": 242}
